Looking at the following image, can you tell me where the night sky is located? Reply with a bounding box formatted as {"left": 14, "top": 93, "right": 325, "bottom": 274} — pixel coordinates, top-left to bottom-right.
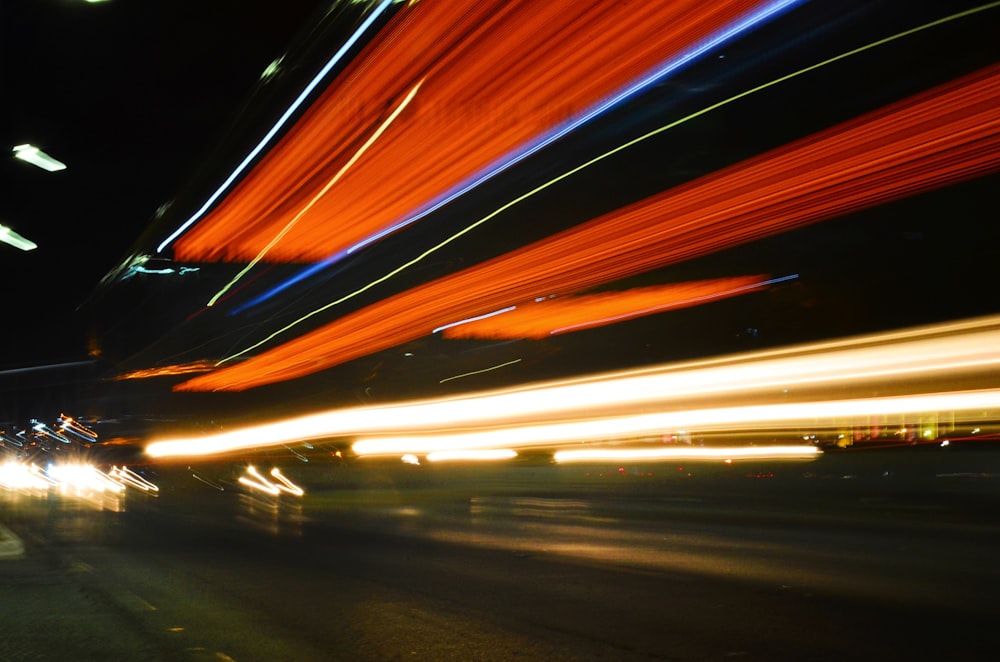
{"left": 1, "top": 0, "right": 328, "bottom": 367}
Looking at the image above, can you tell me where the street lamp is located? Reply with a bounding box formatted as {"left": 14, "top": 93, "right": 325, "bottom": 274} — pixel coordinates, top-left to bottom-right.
{"left": 0, "top": 224, "right": 37, "bottom": 251}
{"left": 12, "top": 144, "right": 67, "bottom": 172}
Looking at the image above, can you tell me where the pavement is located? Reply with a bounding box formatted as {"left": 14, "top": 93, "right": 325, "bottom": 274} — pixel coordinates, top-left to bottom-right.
{"left": 0, "top": 514, "right": 170, "bottom": 661}
{"left": 0, "top": 521, "right": 25, "bottom": 559}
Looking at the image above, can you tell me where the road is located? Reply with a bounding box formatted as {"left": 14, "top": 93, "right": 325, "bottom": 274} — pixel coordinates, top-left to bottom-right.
{"left": 2, "top": 446, "right": 1000, "bottom": 661}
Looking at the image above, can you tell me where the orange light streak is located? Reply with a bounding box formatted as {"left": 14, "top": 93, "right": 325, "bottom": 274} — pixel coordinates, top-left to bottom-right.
{"left": 114, "top": 361, "right": 218, "bottom": 380}
{"left": 177, "top": 66, "right": 1000, "bottom": 392}
{"left": 442, "top": 276, "right": 770, "bottom": 340}
{"left": 172, "top": 0, "right": 765, "bottom": 263}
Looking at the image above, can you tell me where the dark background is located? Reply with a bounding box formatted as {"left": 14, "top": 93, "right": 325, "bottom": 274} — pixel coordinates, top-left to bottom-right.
{"left": 1, "top": 0, "right": 329, "bottom": 366}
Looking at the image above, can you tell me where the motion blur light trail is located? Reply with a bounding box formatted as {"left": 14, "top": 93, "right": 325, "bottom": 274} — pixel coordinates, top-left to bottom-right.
{"left": 108, "top": 466, "right": 160, "bottom": 492}
{"left": 0, "top": 461, "right": 159, "bottom": 495}
{"left": 147, "top": 315, "right": 1000, "bottom": 459}
{"left": 179, "top": 65, "right": 1000, "bottom": 392}
{"left": 426, "top": 449, "right": 518, "bottom": 463}
{"left": 0, "top": 462, "right": 53, "bottom": 491}
{"left": 350, "top": 390, "right": 998, "bottom": 456}
{"left": 115, "top": 360, "right": 218, "bottom": 380}
{"left": 441, "top": 275, "right": 785, "bottom": 340}
{"left": 172, "top": 0, "right": 798, "bottom": 264}
{"left": 238, "top": 466, "right": 305, "bottom": 496}
{"left": 230, "top": 2, "right": 1000, "bottom": 322}
{"left": 206, "top": 80, "right": 424, "bottom": 307}
{"left": 553, "top": 446, "right": 819, "bottom": 463}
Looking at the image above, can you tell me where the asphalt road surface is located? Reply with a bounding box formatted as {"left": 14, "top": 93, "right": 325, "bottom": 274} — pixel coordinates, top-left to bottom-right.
{"left": 3, "top": 447, "right": 1000, "bottom": 661}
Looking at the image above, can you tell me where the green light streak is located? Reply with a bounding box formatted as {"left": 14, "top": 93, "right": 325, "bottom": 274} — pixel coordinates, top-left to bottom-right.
{"left": 439, "top": 359, "right": 522, "bottom": 384}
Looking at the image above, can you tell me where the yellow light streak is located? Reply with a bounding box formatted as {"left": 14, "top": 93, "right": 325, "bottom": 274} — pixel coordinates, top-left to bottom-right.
{"left": 350, "top": 390, "right": 1000, "bottom": 456}
{"left": 0, "top": 462, "right": 52, "bottom": 490}
{"left": 269, "top": 467, "right": 305, "bottom": 496}
{"left": 425, "top": 449, "right": 518, "bottom": 462}
{"left": 207, "top": 80, "right": 425, "bottom": 307}
{"left": 553, "top": 446, "right": 819, "bottom": 463}
{"left": 2, "top": 460, "right": 164, "bottom": 495}
{"left": 237, "top": 465, "right": 305, "bottom": 496}
{"left": 47, "top": 464, "right": 126, "bottom": 494}
{"left": 439, "top": 359, "right": 522, "bottom": 384}
{"left": 239, "top": 466, "right": 281, "bottom": 495}
{"left": 146, "top": 315, "right": 1000, "bottom": 459}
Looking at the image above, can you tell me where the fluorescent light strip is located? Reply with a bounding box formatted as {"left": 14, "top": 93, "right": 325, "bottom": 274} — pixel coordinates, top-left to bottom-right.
{"left": 0, "top": 224, "right": 37, "bottom": 251}
{"left": 12, "top": 144, "right": 66, "bottom": 172}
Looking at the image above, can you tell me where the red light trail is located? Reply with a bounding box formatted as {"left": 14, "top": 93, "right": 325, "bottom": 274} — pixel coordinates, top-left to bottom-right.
{"left": 441, "top": 277, "right": 774, "bottom": 341}
{"left": 176, "top": 65, "right": 1000, "bottom": 392}
{"left": 171, "top": 0, "right": 767, "bottom": 264}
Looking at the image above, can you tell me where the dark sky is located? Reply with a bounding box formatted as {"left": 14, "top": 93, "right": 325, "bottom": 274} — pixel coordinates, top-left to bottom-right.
{"left": 1, "top": 0, "right": 327, "bottom": 368}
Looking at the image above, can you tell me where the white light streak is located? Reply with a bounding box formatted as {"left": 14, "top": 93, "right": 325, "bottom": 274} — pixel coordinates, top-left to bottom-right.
{"left": 1, "top": 461, "right": 164, "bottom": 495}
{"left": 270, "top": 467, "right": 305, "bottom": 496}
{"left": 351, "top": 390, "right": 1000, "bottom": 456}
{"left": 0, "top": 462, "right": 51, "bottom": 490}
{"left": 426, "top": 449, "right": 517, "bottom": 462}
{"left": 237, "top": 466, "right": 304, "bottom": 496}
{"left": 433, "top": 306, "right": 517, "bottom": 334}
{"left": 47, "top": 464, "right": 125, "bottom": 494}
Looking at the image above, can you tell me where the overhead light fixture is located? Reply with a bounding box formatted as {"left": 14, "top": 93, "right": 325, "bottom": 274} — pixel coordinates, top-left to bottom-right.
{"left": 12, "top": 144, "right": 67, "bottom": 172}
{"left": 0, "top": 224, "right": 38, "bottom": 251}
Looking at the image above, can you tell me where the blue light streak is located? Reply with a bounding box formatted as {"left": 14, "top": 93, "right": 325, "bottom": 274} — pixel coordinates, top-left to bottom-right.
{"left": 230, "top": 249, "right": 349, "bottom": 315}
